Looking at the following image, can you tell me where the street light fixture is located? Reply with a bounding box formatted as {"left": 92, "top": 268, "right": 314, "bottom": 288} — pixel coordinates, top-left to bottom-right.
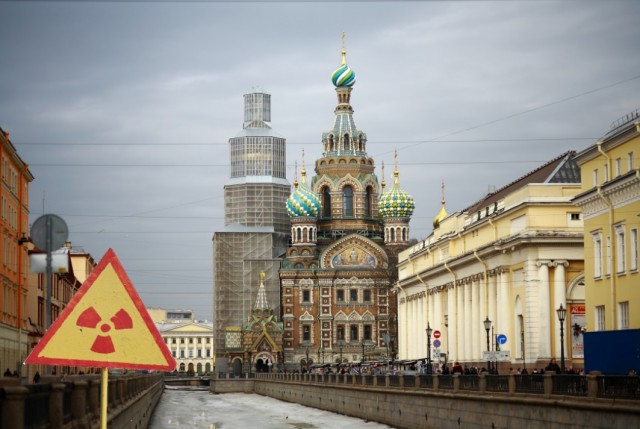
{"left": 337, "top": 340, "right": 345, "bottom": 364}
{"left": 425, "top": 322, "right": 433, "bottom": 374}
{"left": 483, "top": 317, "right": 492, "bottom": 373}
{"left": 556, "top": 304, "right": 567, "bottom": 373}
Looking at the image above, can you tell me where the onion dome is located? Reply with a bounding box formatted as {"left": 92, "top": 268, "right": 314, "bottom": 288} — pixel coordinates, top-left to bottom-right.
{"left": 332, "top": 63, "right": 356, "bottom": 88}
{"left": 378, "top": 153, "right": 415, "bottom": 219}
{"left": 433, "top": 182, "right": 448, "bottom": 229}
{"left": 331, "top": 33, "right": 356, "bottom": 87}
{"left": 286, "top": 165, "right": 321, "bottom": 218}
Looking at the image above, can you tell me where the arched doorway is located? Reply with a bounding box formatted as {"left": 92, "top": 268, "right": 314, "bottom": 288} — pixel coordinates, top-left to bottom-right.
{"left": 187, "top": 363, "right": 195, "bottom": 376}
{"left": 232, "top": 358, "right": 243, "bottom": 376}
{"left": 196, "top": 363, "right": 203, "bottom": 375}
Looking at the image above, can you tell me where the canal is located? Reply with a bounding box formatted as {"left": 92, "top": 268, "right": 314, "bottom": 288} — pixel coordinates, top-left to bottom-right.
{"left": 150, "top": 388, "right": 395, "bottom": 429}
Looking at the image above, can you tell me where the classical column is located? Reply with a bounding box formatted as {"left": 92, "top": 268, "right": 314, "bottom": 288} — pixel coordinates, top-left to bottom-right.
{"left": 553, "top": 261, "right": 568, "bottom": 360}
{"left": 537, "top": 260, "right": 551, "bottom": 359}
{"left": 447, "top": 284, "right": 457, "bottom": 361}
{"left": 498, "top": 270, "right": 509, "bottom": 352}
{"left": 464, "top": 280, "right": 472, "bottom": 362}
{"left": 471, "top": 277, "right": 480, "bottom": 360}
{"left": 488, "top": 273, "right": 497, "bottom": 337}
{"left": 456, "top": 282, "right": 464, "bottom": 361}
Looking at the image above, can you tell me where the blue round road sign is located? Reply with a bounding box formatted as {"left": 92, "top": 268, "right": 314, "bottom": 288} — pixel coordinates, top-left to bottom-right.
{"left": 497, "top": 334, "right": 507, "bottom": 345}
{"left": 433, "top": 339, "right": 441, "bottom": 348}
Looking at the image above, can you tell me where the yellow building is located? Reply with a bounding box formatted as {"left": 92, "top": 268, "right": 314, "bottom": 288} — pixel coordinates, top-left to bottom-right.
{"left": 573, "top": 110, "right": 640, "bottom": 332}
{"left": 397, "top": 152, "right": 585, "bottom": 371}
{"left": 0, "top": 127, "right": 33, "bottom": 377}
{"left": 150, "top": 308, "right": 213, "bottom": 375}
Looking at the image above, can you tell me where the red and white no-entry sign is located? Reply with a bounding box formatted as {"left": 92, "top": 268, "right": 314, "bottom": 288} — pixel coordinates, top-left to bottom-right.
{"left": 433, "top": 330, "right": 441, "bottom": 339}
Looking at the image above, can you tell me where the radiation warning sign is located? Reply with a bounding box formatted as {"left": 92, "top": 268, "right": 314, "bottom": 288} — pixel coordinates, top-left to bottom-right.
{"left": 25, "top": 248, "right": 176, "bottom": 371}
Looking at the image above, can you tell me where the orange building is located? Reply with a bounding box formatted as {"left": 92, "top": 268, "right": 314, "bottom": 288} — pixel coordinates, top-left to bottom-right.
{"left": 0, "top": 127, "right": 34, "bottom": 377}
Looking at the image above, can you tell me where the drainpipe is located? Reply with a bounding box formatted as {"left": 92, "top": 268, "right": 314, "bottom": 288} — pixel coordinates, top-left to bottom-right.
{"left": 488, "top": 217, "right": 497, "bottom": 241}
{"left": 596, "top": 141, "right": 616, "bottom": 329}
{"left": 474, "top": 251, "right": 489, "bottom": 318}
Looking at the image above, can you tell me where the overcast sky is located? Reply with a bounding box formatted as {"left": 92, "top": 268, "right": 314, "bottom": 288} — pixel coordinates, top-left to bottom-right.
{"left": 1, "top": 0, "right": 639, "bottom": 320}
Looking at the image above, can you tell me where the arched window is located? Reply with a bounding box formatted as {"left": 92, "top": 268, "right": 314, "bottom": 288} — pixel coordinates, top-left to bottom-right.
{"left": 390, "top": 228, "right": 396, "bottom": 242}
{"left": 343, "top": 186, "right": 353, "bottom": 217}
{"left": 322, "top": 187, "right": 331, "bottom": 218}
{"left": 364, "top": 186, "right": 373, "bottom": 217}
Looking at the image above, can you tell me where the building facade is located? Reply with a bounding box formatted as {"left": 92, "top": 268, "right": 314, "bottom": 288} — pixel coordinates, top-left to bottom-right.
{"left": 212, "top": 92, "right": 290, "bottom": 369}
{"left": 0, "top": 127, "right": 33, "bottom": 377}
{"left": 151, "top": 308, "right": 213, "bottom": 375}
{"left": 279, "top": 44, "right": 413, "bottom": 371}
{"left": 573, "top": 109, "right": 640, "bottom": 332}
{"left": 397, "top": 152, "right": 585, "bottom": 371}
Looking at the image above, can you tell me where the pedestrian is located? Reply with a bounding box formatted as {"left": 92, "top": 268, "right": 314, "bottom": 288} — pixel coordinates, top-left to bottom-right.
{"left": 545, "top": 358, "right": 561, "bottom": 374}
{"left": 451, "top": 361, "right": 463, "bottom": 374}
{"left": 3, "top": 368, "right": 10, "bottom": 377}
{"left": 33, "top": 371, "right": 41, "bottom": 383}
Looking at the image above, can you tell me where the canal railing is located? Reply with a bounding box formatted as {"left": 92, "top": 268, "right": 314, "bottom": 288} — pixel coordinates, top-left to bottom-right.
{"left": 0, "top": 372, "right": 163, "bottom": 429}
{"left": 250, "top": 372, "right": 640, "bottom": 399}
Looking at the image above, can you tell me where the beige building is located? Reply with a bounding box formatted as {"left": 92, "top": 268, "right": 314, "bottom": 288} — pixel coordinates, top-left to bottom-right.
{"left": 573, "top": 109, "right": 640, "bottom": 332}
{"left": 150, "top": 308, "right": 213, "bottom": 375}
{"left": 396, "top": 152, "right": 585, "bottom": 371}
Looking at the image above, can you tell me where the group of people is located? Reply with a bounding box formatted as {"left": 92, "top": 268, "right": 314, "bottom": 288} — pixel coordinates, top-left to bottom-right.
{"left": 3, "top": 368, "right": 18, "bottom": 377}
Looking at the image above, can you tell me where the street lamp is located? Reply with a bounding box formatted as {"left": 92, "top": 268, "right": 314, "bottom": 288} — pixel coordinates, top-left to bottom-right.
{"left": 337, "top": 340, "right": 345, "bottom": 364}
{"left": 444, "top": 314, "right": 449, "bottom": 360}
{"left": 556, "top": 304, "right": 567, "bottom": 373}
{"left": 425, "top": 322, "right": 433, "bottom": 375}
{"left": 483, "top": 317, "right": 492, "bottom": 373}
{"left": 305, "top": 346, "right": 309, "bottom": 373}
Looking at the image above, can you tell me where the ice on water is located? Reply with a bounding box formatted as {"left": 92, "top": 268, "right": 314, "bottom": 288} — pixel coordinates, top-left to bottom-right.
{"left": 150, "top": 390, "right": 395, "bottom": 429}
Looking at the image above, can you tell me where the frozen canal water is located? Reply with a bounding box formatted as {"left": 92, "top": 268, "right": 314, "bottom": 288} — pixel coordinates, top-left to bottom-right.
{"left": 149, "top": 388, "right": 395, "bottom": 429}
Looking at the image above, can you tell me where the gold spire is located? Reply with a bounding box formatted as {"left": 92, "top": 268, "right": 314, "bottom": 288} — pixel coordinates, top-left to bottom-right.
{"left": 393, "top": 149, "right": 399, "bottom": 184}
{"left": 433, "top": 181, "right": 448, "bottom": 229}
{"left": 293, "top": 160, "right": 299, "bottom": 189}
{"left": 260, "top": 271, "right": 265, "bottom": 282}
{"left": 341, "top": 31, "right": 347, "bottom": 65}
{"left": 300, "top": 149, "right": 307, "bottom": 184}
{"left": 380, "top": 161, "right": 386, "bottom": 193}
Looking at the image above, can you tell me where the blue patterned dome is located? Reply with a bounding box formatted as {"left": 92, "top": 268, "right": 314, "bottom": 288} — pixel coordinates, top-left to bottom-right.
{"left": 331, "top": 63, "right": 356, "bottom": 88}
{"left": 287, "top": 170, "right": 321, "bottom": 218}
{"left": 378, "top": 169, "right": 415, "bottom": 219}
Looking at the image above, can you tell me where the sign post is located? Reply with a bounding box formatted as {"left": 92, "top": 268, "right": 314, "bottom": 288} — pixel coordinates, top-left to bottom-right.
{"left": 25, "top": 248, "right": 176, "bottom": 429}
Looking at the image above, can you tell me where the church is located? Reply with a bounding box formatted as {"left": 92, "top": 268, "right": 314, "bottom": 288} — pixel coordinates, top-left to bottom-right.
{"left": 279, "top": 40, "right": 415, "bottom": 371}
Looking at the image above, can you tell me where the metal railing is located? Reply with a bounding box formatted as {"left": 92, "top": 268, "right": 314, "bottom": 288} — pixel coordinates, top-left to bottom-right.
{"left": 250, "top": 372, "right": 640, "bottom": 400}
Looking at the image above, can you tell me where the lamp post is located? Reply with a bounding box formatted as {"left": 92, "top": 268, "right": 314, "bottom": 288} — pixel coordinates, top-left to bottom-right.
{"left": 305, "top": 346, "right": 309, "bottom": 373}
{"left": 425, "top": 322, "right": 433, "bottom": 375}
{"left": 483, "top": 317, "right": 492, "bottom": 373}
{"left": 444, "top": 314, "right": 449, "bottom": 360}
{"left": 337, "top": 340, "right": 344, "bottom": 364}
{"left": 556, "top": 304, "right": 567, "bottom": 373}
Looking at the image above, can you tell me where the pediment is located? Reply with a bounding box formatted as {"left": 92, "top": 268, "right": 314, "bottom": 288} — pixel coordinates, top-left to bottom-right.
{"left": 320, "top": 234, "right": 388, "bottom": 269}
{"left": 162, "top": 323, "right": 213, "bottom": 333}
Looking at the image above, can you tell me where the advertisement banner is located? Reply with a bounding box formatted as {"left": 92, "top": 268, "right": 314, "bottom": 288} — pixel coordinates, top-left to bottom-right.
{"left": 571, "top": 305, "right": 586, "bottom": 359}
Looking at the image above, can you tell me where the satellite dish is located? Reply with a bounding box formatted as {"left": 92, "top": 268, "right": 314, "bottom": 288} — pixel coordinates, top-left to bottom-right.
{"left": 31, "top": 214, "right": 69, "bottom": 252}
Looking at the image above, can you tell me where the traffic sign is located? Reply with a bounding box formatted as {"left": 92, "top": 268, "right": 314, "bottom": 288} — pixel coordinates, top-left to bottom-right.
{"left": 31, "top": 214, "right": 68, "bottom": 252}
{"left": 25, "top": 248, "right": 176, "bottom": 371}
{"left": 433, "top": 339, "right": 441, "bottom": 348}
{"left": 433, "top": 330, "right": 441, "bottom": 339}
{"left": 497, "top": 334, "right": 507, "bottom": 345}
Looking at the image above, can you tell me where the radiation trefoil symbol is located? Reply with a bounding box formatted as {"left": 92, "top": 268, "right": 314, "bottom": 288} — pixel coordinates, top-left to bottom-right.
{"left": 76, "top": 307, "right": 133, "bottom": 354}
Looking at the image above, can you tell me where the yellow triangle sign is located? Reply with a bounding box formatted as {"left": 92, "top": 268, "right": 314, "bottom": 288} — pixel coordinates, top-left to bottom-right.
{"left": 25, "top": 248, "right": 176, "bottom": 371}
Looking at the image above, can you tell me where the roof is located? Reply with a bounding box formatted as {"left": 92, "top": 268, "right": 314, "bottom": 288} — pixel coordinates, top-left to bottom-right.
{"left": 463, "top": 151, "right": 580, "bottom": 214}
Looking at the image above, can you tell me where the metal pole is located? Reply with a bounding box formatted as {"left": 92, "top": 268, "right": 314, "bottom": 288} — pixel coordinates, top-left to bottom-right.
{"left": 560, "top": 318, "right": 565, "bottom": 372}
{"left": 521, "top": 326, "right": 526, "bottom": 373}
{"left": 100, "top": 368, "right": 108, "bottom": 429}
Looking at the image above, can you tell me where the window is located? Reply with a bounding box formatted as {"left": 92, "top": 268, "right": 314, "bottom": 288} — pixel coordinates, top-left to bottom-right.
{"left": 628, "top": 152, "right": 634, "bottom": 170}
{"left": 364, "top": 187, "right": 373, "bottom": 217}
{"left": 603, "top": 163, "right": 609, "bottom": 182}
{"left": 593, "top": 232, "right": 602, "bottom": 278}
{"left": 322, "top": 187, "right": 331, "bottom": 218}
{"left": 302, "top": 290, "right": 310, "bottom": 303}
{"left": 619, "top": 302, "right": 629, "bottom": 329}
{"left": 303, "top": 325, "right": 311, "bottom": 341}
{"left": 337, "top": 325, "right": 345, "bottom": 340}
{"left": 363, "top": 290, "right": 371, "bottom": 303}
{"left": 350, "top": 289, "right": 358, "bottom": 302}
{"left": 616, "top": 225, "right": 626, "bottom": 273}
{"left": 631, "top": 228, "right": 638, "bottom": 271}
{"left": 595, "top": 305, "right": 605, "bottom": 331}
{"left": 343, "top": 186, "right": 353, "bottom": 217}
{"left": 363, "top": 324, "right": 372, "bottom": 341}
{"left": 615, "top": 158, "right": 622, "bottom": 177}
{"left": 337, "top": 290, "right": 345, "bottom": 302}
{"left": 180, "top": 350, "right": 185, "bottom": 358}
{"left": 350, "top": 324, "right": 359, "bottom": 342}
{"left": 593, "top": 169, "right": 599, "bottom": 187}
